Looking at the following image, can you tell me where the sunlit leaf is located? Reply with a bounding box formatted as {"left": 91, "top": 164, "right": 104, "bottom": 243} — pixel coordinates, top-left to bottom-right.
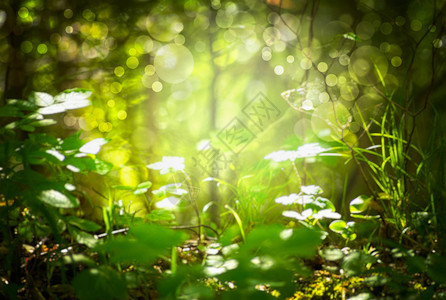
{"left": 320, "top": 247, "right": 344, "bottom": 261}
{"left": 33, "top": 92, "right": 54, "bottom": 107}
{"left": 38, "top": 189, "right": 79, "bottom": 208}
{"left": 313, "top": 209, "right": 341, "bottom": 219}
{"left": 350, "top": 195, "right": 372, "bottom": 214}
{"left": 147, "top": 156, "right": 185, "bottom": 174}
{"left": 329, "top": 220, "right": 347, "bottom": 233}
{"left": 282, "top": 209, "right": 312, "bottom": 220}
{"left": 275, "top": 193, "right": 299, "bottom": 205}
{"left": 69, "top": 226, "right": 100, "bottom": 248}
{"left": 92, "top": 158, "right": 113, "bottom": 175}
{"left": 66, "top": 215, "right": 101, "bottom": 232}
{"left": 300, "top": 185, "right": 323, "bottom": 195}
{"left": 54, "top": 89, "right": 92, "bottom": 103}
{"left": 38, "top": 103, "right": 67, "bottom": 115}
{"left": 29, "top": 119, "right": 57, "bottom": 127}
{"left": 156, "top": 196, "right": 180, "bottom": 209}
{"left": 152, "top": 183, "right": 187, "bottom": 196}
{"left": 79, "top": 138, "right": 109, "bottom": 154}
{"left": 145, "top": 209, "right": 175, "bottom": 222}
{"left": 137, "top": 181, "right": 152, "bottom": 189}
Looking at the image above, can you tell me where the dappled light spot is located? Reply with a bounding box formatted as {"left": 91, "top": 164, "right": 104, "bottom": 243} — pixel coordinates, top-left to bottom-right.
{"left": 433, "top": 38, "right": 443, "bottom": 48}
{"left": 107, "top": 100, "right": 115, "bottom": 107}
{"left": 325, "top": 74, "right": 337, "bottom": 87}
{"left": 154, "top": 44, "right": 194, "bottom": 83}
{"left": 311, "top": 102, "right": 352, "bottom": 141}
{"left": 352, "top": 93, "right": 384, "bottom": 128}
{"left": 261, "top": 47, "right": 272, "bottom": 61}
{"left": 340, "top": 82, "right": 359, "bottom": 101}
{"left": 63, "top": 8, "right": 73, "bottom": 19}
{"left": 275, "top": 13, "right": 299, "bottom": 42}
{"left": 126, "top": 56, "right": 139, "bottom": 69}
{"left": 174, "top": 34, "right": 185, "bottom": 45}
{"left": 152, "top": 81, "right": 163, "bottom": 92}
{"left": 114, "top": 66, "right": 125, "bottom": 77}
{"left": 146, "top": 12, "right": 182, "bottom": 42}
{"left": 120, "top": 166, "right": 140, "bottom": 187}
{"left": 339, "top": 54, "right": 350, "bottom": 66}
{"left": 395, "top": 16, "right": 406, "bottom": 26}
{"left": 349, "top": 46, "right": 388, "bottom": 86}
{"left": 37, "top": 43, "right": 48, "bottom": 54}
{"left": 21, "top": 40, "right": 33, "bottom": 53}
{"left": 117, "top": 110, "right": 127, "bottom": 120}
{"left": 410, "top": 20, "right": 422, "bottom": 31}
{"left": 171, "top": 80, "right": 193, "bottom": 101}
{"left": 274, "top": 65, "right": 284, "bottom": 75}
{"left": 380, "top": 22, "right": 392, "bottom": 35}
{"left": 216, "top": 9, "right": 234, "bottom": 28}
{"left": 391, "top": 56, "right": 402, "bottom": 67}
{"left": 263, "top": 26, "right": 281, "bottom": 46}
{"left": 356, "top": 21, "right": 375, "bottom": 40}
{"left": 90, "top": 22, "right": 108, "bottom": 40}
{"left": 110, "top": 82, "right": 122, "bottom": 94}
{"left": 98, "top": 122, "right": 112, "bottom": 132}
{"left": 318, "top": 21, "right": 354, "bottom": 56}
{"left": 300, "top": 58, "right": 312, "bottom": 70}
{"left": 135, "top": 35, "right": 153, "bottom": 54}
{"left": 317, "top": 62, "right": 328, "bottom": 73}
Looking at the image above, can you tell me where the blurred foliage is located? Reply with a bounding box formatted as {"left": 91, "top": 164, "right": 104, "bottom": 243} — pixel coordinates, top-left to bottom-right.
{"left": 1, "top": 0, "right": 446, "bottom": 298}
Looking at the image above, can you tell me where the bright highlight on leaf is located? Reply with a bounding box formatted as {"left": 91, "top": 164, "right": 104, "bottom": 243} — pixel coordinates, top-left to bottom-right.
{"left": 155, "top": 196, "right": 180, "bottom": 209}
{"left": 38, "top": 189, "right": 79, "bottom": 208}
{"left": 79, "top": 138, "right": 109, "bottom": 154}
{"left": 37, "top": 89, "right": 92, "bottom": 115}
{"left": 264, "top": 143, "right": 327, "bottom": 162}
{"left": 147, "top": 156, "right": 185, "bottom": 174}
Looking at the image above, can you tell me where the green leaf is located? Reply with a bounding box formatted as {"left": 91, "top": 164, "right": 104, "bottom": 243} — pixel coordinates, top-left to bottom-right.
{"left": 137, "top": 181, "right": 152, "bottom": 189}
{"left": 145, "top": 209, "right": 175, "bottom": 222}
{"left": 66, "top": 215, "right": 102, "bottom": 232}
{"left": 112, "top": 185, "right": 134, "bottom": 190}
{"left": 92, "top": 158, "right": 113, "bottom": 175}
{"left": 7, "top": 99, "right": 37, "bottom": 111}
{"left": 96, "top": 223, "right": 187, "bottom": 265}
{"left": 350, "top": 195, "right": 372, "bottom": 214}
{"left": 342, "top": 32, "right": 361, "bottom": 42}
{"left": 69, "top": 226, "right": 99, "bottom": 248}
{"left": 61, "top": 254, "right": 96, "bottom": 267}
{"left": 19, "top": 124, "right": 35, "bottom": 132}
{"left": 320, "top": 247, "right": 344, "bottom": 261}
{"left": 342, "top": 251, "right": 376, "bottom": 276}
{"left": 0, "top": 105, "right": 24, "bottom": 117}
{"left": 29, "top": 119, "right": 57, "bottom": 127}
{"left": 55, "top": 89, "right": 92, "bottom": 103}
{"left": 72, "top": 266, "right": 127, "bottom": 300}
{"left": 32, "top": 92, "right": 54, "bottom": 106}
{"left": 427, "top": 254, "right": 446, "bottom": 283}
{"left": 79, "top": 138, "right": 108, "bottom": 154}
{"left": 38, "top": 189, "right": 79, "bottom": 208}
{"left": 29, "top": 133, "right": 59, "bottom": 146}
{"left": 61, "top": 132, "right": 83, "bottom": 151}
{"left": 38, "top": 103, "right": 67, "bottom": 115}
{"left": 329, "top": 220, "right": 347, "bottom": 233}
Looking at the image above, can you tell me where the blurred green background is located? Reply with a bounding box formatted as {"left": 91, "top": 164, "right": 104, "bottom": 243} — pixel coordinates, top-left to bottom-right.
{"left": 1, "top": 0, "right": 445, "bottom": 226}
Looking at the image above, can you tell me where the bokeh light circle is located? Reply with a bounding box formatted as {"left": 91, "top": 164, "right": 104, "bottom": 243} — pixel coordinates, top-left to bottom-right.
{"left": 154, "top": 44, "right": 194, "bottom": 84}
{"left": 348, "top": 46, "right": 388, "bottom": 86}
{"left": 311, "top": 102, "right": 352, "bottom": 141}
